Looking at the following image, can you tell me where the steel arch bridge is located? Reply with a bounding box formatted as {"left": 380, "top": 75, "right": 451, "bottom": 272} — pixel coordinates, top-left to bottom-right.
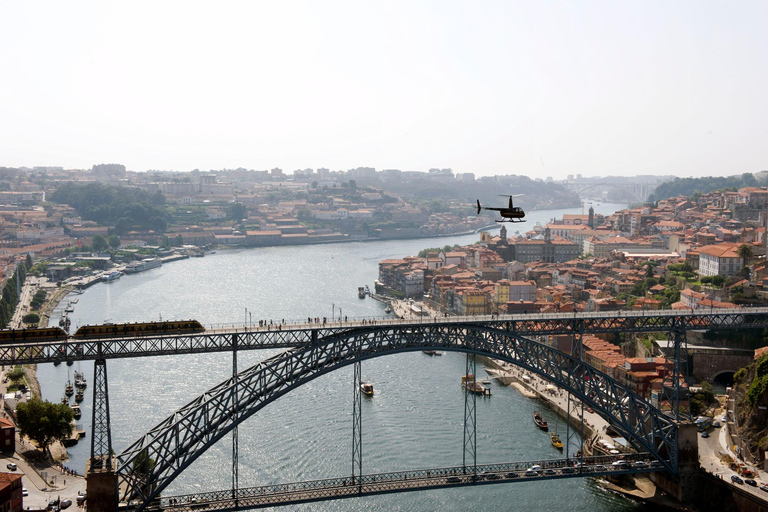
{"left": 116, "top": 323, "right": 678, "bottom": 508}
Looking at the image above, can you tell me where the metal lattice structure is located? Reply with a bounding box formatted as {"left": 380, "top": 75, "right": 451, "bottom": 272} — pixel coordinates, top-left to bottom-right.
{"left": 90, "top": 358, "right": 113, "bottom": 470}
{"left": 462, "top": 353, "right": 477, "bottom": 473}
{"left": 352, "top": 361, "right": 362, "bottom": 485}
{"left": 116, "top": 324, "right": 680, "bottom": 509}
{"left": 2, "top": 308, "right": 767, "bottom": 365}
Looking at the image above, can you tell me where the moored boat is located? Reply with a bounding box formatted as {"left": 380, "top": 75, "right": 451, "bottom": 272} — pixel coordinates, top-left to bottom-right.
{"left": 533, "top": 411, "right": 548, "bottom": 431}
{"left": 75, "top": 390, "right": 84, "bottom": 403}
{"left": 384, "top": 304, "right": 392, "bottom": 314}
{"left": 550, "top": 433, "right": 563, "bottom": 450}
{"left": 71, "top": 404, "right": 81, "bottom": 419}
{"left": 461, "top": 374, "right": 490, "bottom": 396}
{"left": 422, "top": 350, "right": 442, "bottom": 356}
{"left": 358, "top": 287, "right": 366, "bottom": 299}
{"left": 65, "top": 382, "right": 74, "bottom": 397}
{"left": 361, "top": 382, "right": 374, "bottom": 397}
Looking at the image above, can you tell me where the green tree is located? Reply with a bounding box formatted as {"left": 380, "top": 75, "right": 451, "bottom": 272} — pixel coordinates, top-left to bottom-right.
{"left": 7, "top": 367, "right": 24, "bottom": 387}
{"left": 92, "top": 235, "right": 108, "bottom": 252}
{"left": 108, "top": 234, "right": 121, "bottom": 249}
{"left": 16, "top": 398, "right": 74, "bottom": 455}
{"left": 25, "top": 253, "right": 33, "bottom": 270}
{"left": 230, "top": 202, "right": 247, "bottom": 222}
{"left": 737, "top": 244, "right": 755, "bottom": 270}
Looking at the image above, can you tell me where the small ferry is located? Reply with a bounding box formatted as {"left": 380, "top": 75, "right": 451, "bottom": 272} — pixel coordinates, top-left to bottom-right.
{"left": 361, "top": 382, "right": 374, "bottom": 397}
{"left": 71, "top": 404, "right": 81, "bottom": 419}
{"left": 64, "top": 303, "right": 74, "bottom": 313}
{"left": 533, "top": 411, "right": 549, "bottom": 431}
{"left": 550, "top": 433, "right": 563, "bottom": 450}
{"left": 102, "top": 271, "right": 121, "bottom": 282}
{"left": 384, "top": 304, "right": 392, "bottom": 314}
{"left": 74, "top": 371, "right": 87, "bottom": 389}
{"left": 358, "top": 287, "right": 366, "bottom": 299}
{"left": 75, "top": 390, "right": 84, "bottom": 403}
{"left": 65, "top": 382, "right": 74, "bottom": 397}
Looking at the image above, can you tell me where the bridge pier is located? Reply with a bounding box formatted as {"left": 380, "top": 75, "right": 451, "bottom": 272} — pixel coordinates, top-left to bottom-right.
{"left": 650, "top": 422, "right": 699, "bottom": 504}
{"left": 86, "top": 457, "right": 118, "bottom": 512}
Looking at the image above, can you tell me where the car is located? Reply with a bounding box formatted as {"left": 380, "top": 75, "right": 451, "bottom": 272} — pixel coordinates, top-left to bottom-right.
{"left": 486, "top": 473, "right": 502, "bottom": 480}
{"left": 731, "top": 475, "right": 744, "bottom": 484}
{"left": 722, "top": 415, "right": 727, "bottom": 422}
{"left": 561, "top": 467, "right": 575, "bottom": 474}
{"left": 587, "top": 407, "right": 594, "bottom": 413}
{"left": 633, "top": 461, "right": 648, "bottom": 468}
{"left": 593, "top": 465, "right": 607, "bottom": 472}
{"left": 713, "top": 421, "right": 721, "bottom": 428}
{"left": 21, "top": 488, "right": 27, "bottom": 497}
{"left": 505, "top": 472, "right": 519, "bottom": 479}
{"left": 5, "top": 463, "right": 16, "bottom": 471}
{"left": 745, "top": 479, "right": 757, "bottom": 487}
{"left": 701, "top": 431, "right": 710, "bottom": 438}
{"left": 543, "top": 469, "right": 556, "bottom": 475}
{"left": 524, "top": 470, "right": 538, "bottom": 477}
{"left": 528, "top": 464, "right": 542, "bottom": 472}
{"left": 446, "top": 476, "right": 461, "bottom": 483}
{"left": 760, "top": 484, "right": 768, "bottom": 492}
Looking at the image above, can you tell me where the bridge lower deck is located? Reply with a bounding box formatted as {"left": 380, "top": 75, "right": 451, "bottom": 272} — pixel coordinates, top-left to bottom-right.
{"left": 140, "top": 456, "right": 662, "bottom": 511}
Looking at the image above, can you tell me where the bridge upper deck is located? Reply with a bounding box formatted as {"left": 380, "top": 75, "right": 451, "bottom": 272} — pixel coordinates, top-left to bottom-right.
{"left": 2, "top": 307, "right": 767, "bottom": 365}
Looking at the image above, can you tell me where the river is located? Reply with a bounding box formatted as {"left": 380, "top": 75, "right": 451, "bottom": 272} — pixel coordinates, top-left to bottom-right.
{"left": 38, "top": 202, "right": 656, "bottom": 511}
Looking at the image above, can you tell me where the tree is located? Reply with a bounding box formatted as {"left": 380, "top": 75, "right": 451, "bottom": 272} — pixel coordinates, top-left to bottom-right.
{"left": 16, "top": 398, "right": 74, "bottom": 455}
{"left": 737, "top": 244, "right": 754, "bottom": 270}
{"left": 108, "top": 234, "right": 121, "bottom": 249}
{"left": 92, "top": 235, "right": 108, "bottom": 252}
{"left": 7, "top": 367, "right": 24, "bottom": 387}
{"left": 230, "top": 202, "right": 247, "bottom": 222}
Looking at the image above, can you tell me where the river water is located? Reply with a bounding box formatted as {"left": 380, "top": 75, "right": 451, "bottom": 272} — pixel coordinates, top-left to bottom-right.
{"left": 39, "top": 202, "right": 656, "bottom": 511}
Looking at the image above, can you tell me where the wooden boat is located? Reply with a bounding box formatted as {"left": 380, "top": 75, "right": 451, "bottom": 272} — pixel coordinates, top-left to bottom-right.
{"left": 461, "top": 374, "right": 490, "bottom": 396}
{"left": 358, "top": 287, "right": 366, "bottom": 299}
{"left": 551, "top": 433, "right": 563, "bottom": 450}
{"left": 71, "top": 404, "right": 81, "bottom": 419}
{"left": 65, "top": 382, "right": 74, "bottom": 397}
{"left": 533, "top": 411, "right": 548, "bottom": 431}
{"left": 75, "top": 390, "right": 84, "bottom": 403}
{"left": 361, "top": 382, "right": 374, "bottom": 397}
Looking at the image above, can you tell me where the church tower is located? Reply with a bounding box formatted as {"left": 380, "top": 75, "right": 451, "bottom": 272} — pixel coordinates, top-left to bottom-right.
{"left": 588, "top": 205, "right": 595, "bottom": 229}
{"left": 500, "top": 224, "right": 507, "bottom": 242}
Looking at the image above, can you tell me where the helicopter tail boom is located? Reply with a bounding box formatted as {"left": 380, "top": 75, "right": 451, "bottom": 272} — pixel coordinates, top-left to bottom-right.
{"left": 477, "top": 199, "right": 481, "bottom": 215}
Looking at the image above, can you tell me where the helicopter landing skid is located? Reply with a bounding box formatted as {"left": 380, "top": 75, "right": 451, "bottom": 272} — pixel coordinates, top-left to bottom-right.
{"left": 495, "top": 219, "right": 526, "bottom": 223}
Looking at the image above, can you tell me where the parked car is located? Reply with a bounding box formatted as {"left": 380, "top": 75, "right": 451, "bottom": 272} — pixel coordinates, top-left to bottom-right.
{"left": 731, "top": 475, "right": 744, "bottom": 484}
{"left": 701, "top": 432, "right": 710, "bottom": 438}
{"left": 745, "top": 479, "right": 757, "bottom": 487}
{"left": 759, "top": 484, "right": 768, "bottom": 492}
{"left": 713, "top": 421, "right": 721, "bottom": 428}
{"left": 21, "top": 488, "right": 27, "bottom": 497}
{"left": 6, "top": 463, "right": 16, "bottom": 471}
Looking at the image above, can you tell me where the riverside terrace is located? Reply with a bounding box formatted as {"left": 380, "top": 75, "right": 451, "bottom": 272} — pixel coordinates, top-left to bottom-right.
{"left": 0, "top": 307, "right": 767, "bottom": 364}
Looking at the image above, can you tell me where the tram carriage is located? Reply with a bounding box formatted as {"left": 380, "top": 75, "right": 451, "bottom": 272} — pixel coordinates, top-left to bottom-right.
{"left": 73, "top": 320, "right": 205, "bottom": 339}
{"left": 0, "top": 327, "right": 68, "bottom": 343}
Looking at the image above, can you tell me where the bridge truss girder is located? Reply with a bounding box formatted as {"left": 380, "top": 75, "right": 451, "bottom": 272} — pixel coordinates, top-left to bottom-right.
{"left": 0, "top": 309, "right": 763, "bottom": 366}
{"left": 116, "top": 324, "right": 679, "bottom": 510}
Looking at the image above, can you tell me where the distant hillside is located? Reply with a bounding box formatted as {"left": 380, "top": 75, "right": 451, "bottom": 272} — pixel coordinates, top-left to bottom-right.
{"left": 650, "top": 172, "right": 765, "bottom": 202}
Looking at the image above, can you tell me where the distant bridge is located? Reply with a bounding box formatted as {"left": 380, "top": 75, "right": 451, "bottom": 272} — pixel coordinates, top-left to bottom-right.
{"left": 565, "top": 181, "right": 659, "bottom": 203}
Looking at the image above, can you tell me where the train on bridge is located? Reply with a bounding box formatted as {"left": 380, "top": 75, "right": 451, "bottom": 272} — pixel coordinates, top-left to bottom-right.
{"left": 0, "top": 320, "right": 205, "bottom": 343}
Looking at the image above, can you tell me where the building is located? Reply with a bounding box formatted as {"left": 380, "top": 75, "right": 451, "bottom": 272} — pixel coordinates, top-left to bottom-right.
{"left": 697, "top": 242, "right": 742, "bottom": 278}
{"left": 0, "top": 472, "right": 23, "bottom": 512}
{"left": 0, "top": 419, "right": 13, "bottom": 453}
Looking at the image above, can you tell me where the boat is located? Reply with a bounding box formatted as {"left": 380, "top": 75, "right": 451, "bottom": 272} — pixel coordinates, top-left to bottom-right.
{"left": 71, "top": 404, "right": 81, "bottom": 419}
{"left": 358, "top": 286, "right": 366, "bottom": 299}
{"left": 550, "top": 433, "right": 563, "bottom": 450}
{"left": 422, "top": 350, "right": 442, "bottom": 356}
{"left": 384, "top": 304, "right": 392, "bottom": 314}
{"left": 64, "top": 304, "right": 74, "bottom": 313}
{"left": 65, "top": 382, "right": 74, "bottom": 397}
{"left": 461, "top": 374, "right": 489, "bottom": 396}
{"left": 124, "top": 258, "right": 163, "bottom": 274}
{"left": 75, "top": 390, "right": 84, "bottom": 403}
{"left": 74, "top": 371, "right": 87, "bottom": 389}
{"left": 61, "top": 396, "right": 68, "bottom": 405}
{"left": 102, "top": 271, "right": 121, "bottom": 282}
{"left": 533, "top": 411, "right": 548, "bottom": 431}
{"left": 361, "top": 382, "right": 374, "bottom": 397}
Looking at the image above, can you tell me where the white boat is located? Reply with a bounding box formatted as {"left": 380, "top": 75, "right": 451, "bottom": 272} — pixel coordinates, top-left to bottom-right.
{"left": 102, "top": 271, "right": 121, "bottom": 282}
{"left": 124, "top": 258, "right": 163, "bottom": 274}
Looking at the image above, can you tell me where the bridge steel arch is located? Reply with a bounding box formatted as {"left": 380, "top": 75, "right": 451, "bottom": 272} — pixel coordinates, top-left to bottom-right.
{"left": 116, "top": 324, "right": 679, "bottom": 508}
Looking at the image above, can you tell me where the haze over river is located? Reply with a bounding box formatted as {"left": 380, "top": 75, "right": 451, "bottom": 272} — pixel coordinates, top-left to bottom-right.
{"left": 40, "top": 202, "right": 659, "bottom": 511}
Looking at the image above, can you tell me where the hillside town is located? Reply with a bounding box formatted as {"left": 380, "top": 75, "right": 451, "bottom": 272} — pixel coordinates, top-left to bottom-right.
{"left": 377, "top": 187, "right": 768, "bottom": 407}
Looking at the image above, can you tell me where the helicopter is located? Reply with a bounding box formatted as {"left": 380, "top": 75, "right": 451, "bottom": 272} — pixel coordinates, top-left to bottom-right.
{"left": 476, "top": 194, "right": 526, "bottom": 223}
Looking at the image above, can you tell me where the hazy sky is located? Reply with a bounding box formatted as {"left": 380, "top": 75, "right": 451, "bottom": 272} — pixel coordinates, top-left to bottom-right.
{"left": 1, "top": 1, "right": 766, "bottom": 178}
